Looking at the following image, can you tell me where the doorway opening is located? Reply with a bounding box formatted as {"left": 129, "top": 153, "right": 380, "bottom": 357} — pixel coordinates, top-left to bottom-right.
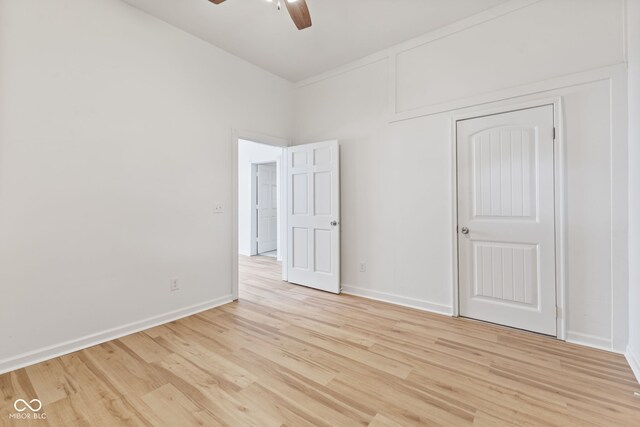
{"left": 237, "top": 139, "right": 285, "bottom": 285}
{"left": 253, "top": 162, "right": 279, "bottom": 258}
{"left": 232, "top": 134, "right": 342, "bottom": 300}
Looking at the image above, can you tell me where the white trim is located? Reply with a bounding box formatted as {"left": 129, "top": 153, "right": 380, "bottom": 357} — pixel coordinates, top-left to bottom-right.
{"left": 451, "top": 96, "right": 567, "bottom": 340}
{"left": 342, "top": 285, "right": 453, "bottom": 316}
{"left": 566, "top": 332, "right": 617, "bottom": 353}
{"left": 280, "top": 147, "right": 288, "bottom": 268}
{"left": 450, "top": 117, "right": 460, "bottom": 318}
{"left": 391, "top": 0, "right": 541, "bottom": 57}
{"left": 233, "top": 129, "right": 290, "bottom": 148}
{"left": 391, "top": 64, "right": 624, "bottom": 122}
{"left": 298, "top": 56, "right": 390, "bottom": 89}
{"left": 0, "top": 295, "right": 234, "bottom": 375}
{"left": 609, "top": 65, "right": 630, "bottom": 351}
{"left": 250, "top": 163, "right": 258, "bottom": 256}
{"left": 232, "top": 131, "right": 240, "bottom": 300}
{"left": 388, "top": 52, "right": 398, "bottom": 118}
{"left": 232, "top": 129, "right": 289, "bottom": 298}
{"left": 626, "top": 346, "right": 640, "bottom": 384}
{"left": 295, "top": 0, "right": 540, "bottom": 88}
{"left": 553, "top": 99, "right": 568, "bottom": 342}
{"left": 623, "top": 0, "right": 629, "bottom": 64}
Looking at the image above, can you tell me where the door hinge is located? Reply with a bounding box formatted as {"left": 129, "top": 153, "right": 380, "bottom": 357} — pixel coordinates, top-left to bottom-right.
{"left": 556, "top": 306, "right": 561, "bottom": 318}
{"left": 553, "top": 127, "right": 556, "bottom": 140}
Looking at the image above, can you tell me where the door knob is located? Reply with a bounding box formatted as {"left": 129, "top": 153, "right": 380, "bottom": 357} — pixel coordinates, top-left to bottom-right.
{"left": 461, "top": 227, "right": 469, "bottom": 235}
{"left": 330, "top": 220, "right": 339, "bottom": 226}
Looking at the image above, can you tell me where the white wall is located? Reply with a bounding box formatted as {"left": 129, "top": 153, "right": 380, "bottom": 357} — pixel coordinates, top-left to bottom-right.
{"left": 394, "top": 0, "right": 623, "bottom": 113}
{"left": 0, "top": 0, "right": 633, "bottom": 375}
{"left": 295, "top": 0, "right": 629, "bottom": 352}
{"left": 0, "top": 0, "right": 293, "bottom": 372}
{"left": 238, "top": 140, "right": 282, "bottom": 257}
{"left": 626, "top": 0, "right": 640, "bottom": 382}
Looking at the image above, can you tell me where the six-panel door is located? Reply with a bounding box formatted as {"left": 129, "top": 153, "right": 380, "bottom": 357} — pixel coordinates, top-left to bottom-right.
{"left": 257, "top": 163, "right": 278, "bottom": 254}
{"left": 287, "top": 141, "right": 340, "bottom": 294}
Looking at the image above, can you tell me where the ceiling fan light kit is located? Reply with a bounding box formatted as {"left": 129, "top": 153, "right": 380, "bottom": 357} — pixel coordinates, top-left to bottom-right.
{"left": 207, "top": 0, "right": 312, "bottom": 30}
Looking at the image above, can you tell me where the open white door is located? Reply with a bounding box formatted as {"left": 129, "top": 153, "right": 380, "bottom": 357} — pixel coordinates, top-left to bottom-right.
{"left": 287, "top": 141, "right": 340, "bottom": 293}
{"left": 257, "top": 163, "right": 278, "bottom": 254}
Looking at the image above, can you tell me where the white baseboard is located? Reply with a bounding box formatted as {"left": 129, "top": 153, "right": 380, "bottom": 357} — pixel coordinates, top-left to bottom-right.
{"left": 238, "top": 250, "right": 251, "bottom": 256}
{"left": 0, "top": 295, "right": 234, "bottom": 375}
{"left": 341, "top": 285, "right": 452, "bottom": 316}
{"left": 626, "top": 346, "right": 640, "bottom": 384}
{"left": 566, "top": 331, "right": 617, "bottom": 353}
{"left": 341, "top": 287, "right": 623, "bottom": 356}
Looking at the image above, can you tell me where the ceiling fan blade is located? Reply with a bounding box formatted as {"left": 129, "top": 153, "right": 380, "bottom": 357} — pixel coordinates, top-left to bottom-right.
{"left": 285, "top": 0, "right": 312, "bottom": 30}
{"left": 208, "top": 0, "right": 226, "bottom": 4}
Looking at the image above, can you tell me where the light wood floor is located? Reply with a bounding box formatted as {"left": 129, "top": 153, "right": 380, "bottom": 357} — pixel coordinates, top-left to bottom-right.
{"left": 1, "top": 256, "right": 639, "bottom": 426}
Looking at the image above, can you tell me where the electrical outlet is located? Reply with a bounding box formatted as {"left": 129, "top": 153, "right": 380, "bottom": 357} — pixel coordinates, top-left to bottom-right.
{"left": 170, "top": 278, "right": 180, "bottom": 292}
{"left": 359, "top": 262, "right": 366, "bottom": 273}
{"left": 214, "top": 203, "right": 224, "bottom": 214}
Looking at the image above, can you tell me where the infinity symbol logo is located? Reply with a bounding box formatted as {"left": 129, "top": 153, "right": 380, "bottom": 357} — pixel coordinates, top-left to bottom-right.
{"left": 13, "top": 399, "right": 42, "bottom": 412}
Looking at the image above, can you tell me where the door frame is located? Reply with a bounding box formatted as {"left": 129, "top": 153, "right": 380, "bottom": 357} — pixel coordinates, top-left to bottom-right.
{"left": 250, "top": 161, "right": 279, "bottom": 256}
{"left": 232, "top": 129, "right": 289, "bottom": 301}
{"left": 450, "top": 97, "right": 567, "bottom": 340}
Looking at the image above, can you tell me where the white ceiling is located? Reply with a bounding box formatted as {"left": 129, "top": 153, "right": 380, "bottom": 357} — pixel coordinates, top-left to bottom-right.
{"left": 121, "top": 0, "right": 510, "bottom": 82}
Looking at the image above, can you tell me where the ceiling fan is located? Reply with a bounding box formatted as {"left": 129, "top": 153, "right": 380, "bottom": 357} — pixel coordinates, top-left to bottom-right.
{"left": 208, "top": 0, "right": 312, "bottom": 30}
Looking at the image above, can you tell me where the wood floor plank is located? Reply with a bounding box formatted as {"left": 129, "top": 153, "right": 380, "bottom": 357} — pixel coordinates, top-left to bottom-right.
{"left": 0, "top": 254, "right": 639, "bottom": 426}
{"left": 140, "top": 384, "right": 224, "bottom": 427}
{"left": 118, "top": 334, "right": 172, "bottom": 364}
{"left": 24, "top": 360, "right": 75, "bottom": 406}
{"left": 237, "top": 383, "right": 320, "bottom": 427}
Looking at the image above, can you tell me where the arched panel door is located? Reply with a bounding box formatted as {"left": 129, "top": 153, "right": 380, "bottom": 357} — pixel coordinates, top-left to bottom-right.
{"left": 457, "top": 105, "right": 557, "bottom": 336}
